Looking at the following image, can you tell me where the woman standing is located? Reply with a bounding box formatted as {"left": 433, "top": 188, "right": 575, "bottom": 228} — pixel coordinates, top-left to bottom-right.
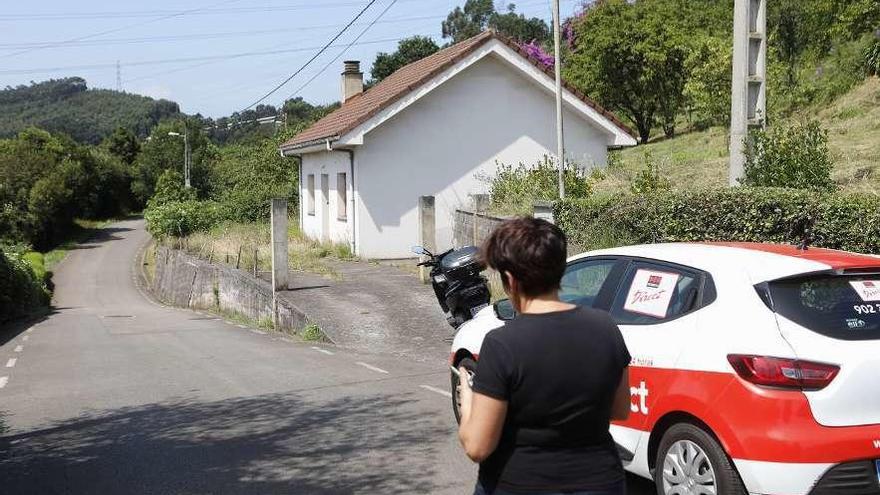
{"left": 458, "top": 217, "right": 631, "bottom": 495}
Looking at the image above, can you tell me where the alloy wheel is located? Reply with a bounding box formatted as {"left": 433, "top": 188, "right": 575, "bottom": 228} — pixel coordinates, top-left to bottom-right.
{"left": 661, "top": 439, "right": 717, "bottom": 495}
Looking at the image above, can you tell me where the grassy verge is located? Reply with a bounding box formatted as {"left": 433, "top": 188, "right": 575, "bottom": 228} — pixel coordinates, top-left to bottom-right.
{"left": 603, "top": 78, "right": 880, "bottom": 194}
{"left": 171, "top": 221, "right": 357, "bottom": 279}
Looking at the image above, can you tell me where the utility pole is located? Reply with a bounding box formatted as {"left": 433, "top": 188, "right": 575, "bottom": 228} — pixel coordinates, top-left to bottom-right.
{"left": 729, "top": 0, "right": 767, "bottom": 185}
{"left": 184, "top": 128, "right": 191, "bottom": 189}
{"left": 168, "top": 128, "right": 192, "bottom": 188}
{"left": 552, "top": 0, "right": 566, "bottom": 199}
{"left": 116, "top": 60, "right": 122, "bottom": 92}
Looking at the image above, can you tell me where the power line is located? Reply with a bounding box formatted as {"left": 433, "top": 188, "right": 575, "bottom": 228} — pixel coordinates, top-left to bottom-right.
{"left": 0, "top": 15, "right": 441, "bottom": 50}
{"left": 239, "top": 0, "right": 380, "bottom": 113}
{"left": 0, "top": 37, "right": 404, "bottom": 76}
{"left": 0, "top": 1, "right": 422, "bottom": 21}
{"left": 283, "top": 0, "right": 399, "bottom": 104}
{"left": 0, "top": 0, "right": 250, "bottom": 60}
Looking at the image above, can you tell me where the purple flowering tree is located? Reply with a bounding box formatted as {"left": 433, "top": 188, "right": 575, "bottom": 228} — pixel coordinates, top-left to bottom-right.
{"left": 518, "top": 40, "right": 555, "bottom": 69}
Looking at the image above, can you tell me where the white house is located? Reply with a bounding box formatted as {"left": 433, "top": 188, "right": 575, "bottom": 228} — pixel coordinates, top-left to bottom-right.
{"left": 280, "top": 31, "right": 636, "bottom": 259}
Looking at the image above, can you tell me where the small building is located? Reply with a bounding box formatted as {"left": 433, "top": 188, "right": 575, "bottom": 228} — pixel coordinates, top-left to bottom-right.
{"left": 280, "top": 31, "right": 636, "bottom": 259}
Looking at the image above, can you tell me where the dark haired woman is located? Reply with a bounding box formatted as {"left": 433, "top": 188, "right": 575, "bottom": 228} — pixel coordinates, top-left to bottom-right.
{"left": 457, "top": 217, "right": 632, "bottom": 495}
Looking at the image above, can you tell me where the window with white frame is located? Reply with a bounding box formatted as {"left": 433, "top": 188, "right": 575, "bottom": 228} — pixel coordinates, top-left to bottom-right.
{"left": 337, "top": 173, "right": 347, "bottom": 221}
{"left": 307, "top": 174, "right": 315, "bottom": 216}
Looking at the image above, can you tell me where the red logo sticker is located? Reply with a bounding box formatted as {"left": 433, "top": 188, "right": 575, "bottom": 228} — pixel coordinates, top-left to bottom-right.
{"left": 647, "top": 275, "right": 662, "bottom": 288}
{"left": 865, "top": 281, "right": 876, "bottom": 288}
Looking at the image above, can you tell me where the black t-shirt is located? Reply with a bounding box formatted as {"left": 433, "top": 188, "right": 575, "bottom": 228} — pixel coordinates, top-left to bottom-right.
{"left": 473, "top": 306, "right": 631, "bottom": 493}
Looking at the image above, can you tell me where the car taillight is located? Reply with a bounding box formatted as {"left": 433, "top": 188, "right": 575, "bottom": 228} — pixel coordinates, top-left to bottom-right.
{"left": 727, "top": 355, "right": 839, "bottom": 390}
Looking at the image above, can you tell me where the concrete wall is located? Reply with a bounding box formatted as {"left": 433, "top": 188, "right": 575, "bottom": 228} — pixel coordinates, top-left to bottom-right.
{"left": 353, "top": 54, "right": 609, "bottom": 259}
{"left": 300, "top": 151, "right": 353, "bottom": 247}
{"left": 151, "top": 245, "right": 310, "bottom": 334}
{"left": 452, "top": 209, "right": 507, "bottom": 248}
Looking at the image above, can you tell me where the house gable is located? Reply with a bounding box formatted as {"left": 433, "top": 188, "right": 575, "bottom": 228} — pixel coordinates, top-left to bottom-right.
{"left": 280, "top": 31, "right": 637, "bottom": 155}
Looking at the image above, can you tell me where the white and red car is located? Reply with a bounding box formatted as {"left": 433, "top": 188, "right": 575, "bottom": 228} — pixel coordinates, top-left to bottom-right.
{"left": 450, "top": 242, "right": 880, "bottom": 495}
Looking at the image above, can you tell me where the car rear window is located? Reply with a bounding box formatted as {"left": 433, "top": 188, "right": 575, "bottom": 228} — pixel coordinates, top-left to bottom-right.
{"left": 768, "top": 274, "right": 880, "bottom": 341}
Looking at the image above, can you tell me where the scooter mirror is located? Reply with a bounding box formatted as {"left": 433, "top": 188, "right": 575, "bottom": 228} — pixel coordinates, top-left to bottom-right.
{"left": 493, "top": 299, "right": 516, "bottom": 321}
{"left": 411, "top": 245, "right": 429, "bottom": 256}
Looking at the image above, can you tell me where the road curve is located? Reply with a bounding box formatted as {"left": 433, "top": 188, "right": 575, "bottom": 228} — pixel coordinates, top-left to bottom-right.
{"left": 0, "top": 218, "right": 473, "bottom": 494}
{"left": 0, "top": 219, "right": 653, "bottom": 494}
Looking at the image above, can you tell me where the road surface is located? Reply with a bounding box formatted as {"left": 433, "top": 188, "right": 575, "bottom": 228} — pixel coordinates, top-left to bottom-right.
{"left": 0, "top": 219, "right": 653, "bottom": 494}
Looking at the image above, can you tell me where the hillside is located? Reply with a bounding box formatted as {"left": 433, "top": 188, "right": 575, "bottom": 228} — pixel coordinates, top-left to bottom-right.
{"left": 598, "top": 77, "right": 880, "bottom": 195}
{"left": 0, "top": 78, "right": 181, "bottom": 144}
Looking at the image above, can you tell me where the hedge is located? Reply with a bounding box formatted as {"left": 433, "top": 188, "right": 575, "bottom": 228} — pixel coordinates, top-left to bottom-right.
{"left": 144, "top": 200, "right": 223, "bottom": 238}
{"left": 1, "top": 249, "right": 50, "bottom": 324}
{"left": 554, "top": 188, "right": 880, "bottom": 254}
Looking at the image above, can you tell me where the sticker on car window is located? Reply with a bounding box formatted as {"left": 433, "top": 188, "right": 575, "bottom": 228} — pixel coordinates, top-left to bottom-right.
{"left": 623, "top": 269, "right": 680, "bottom": 319}
{"left": 849, "top": 281, "right": 880, "bottom": 301}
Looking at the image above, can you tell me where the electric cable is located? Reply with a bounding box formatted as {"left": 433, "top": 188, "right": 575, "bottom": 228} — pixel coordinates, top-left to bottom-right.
{"left": 0, "top": 0, "right": 250, "bottom": 60}
{"left": 282, "top": 0, "right": 399, "bottom": 104}
{"left": 238, "top": 0, "right": 380, "bottom": 113}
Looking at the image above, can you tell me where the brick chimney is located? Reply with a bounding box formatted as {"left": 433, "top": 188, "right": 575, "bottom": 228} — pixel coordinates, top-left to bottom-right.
{"left": 341, "top": 60, "right": 363, "bottom": 102}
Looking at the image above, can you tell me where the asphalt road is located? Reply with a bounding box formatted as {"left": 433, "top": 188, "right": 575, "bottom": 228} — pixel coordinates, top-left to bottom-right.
{"left": 0, "top": 219, "right": 654, "bottom": 494}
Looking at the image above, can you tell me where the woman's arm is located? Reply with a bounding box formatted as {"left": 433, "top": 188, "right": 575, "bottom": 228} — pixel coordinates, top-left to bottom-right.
{"left": 457, "top": 367, "right": 508, "bottom": 463}
{"left": 610, "top": 367, "right": 631, "bottom": 421}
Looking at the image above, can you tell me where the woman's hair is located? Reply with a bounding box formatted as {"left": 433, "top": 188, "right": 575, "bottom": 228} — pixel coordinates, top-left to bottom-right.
{"left": 481, "top": 217, "right": 568, "bottom": 298}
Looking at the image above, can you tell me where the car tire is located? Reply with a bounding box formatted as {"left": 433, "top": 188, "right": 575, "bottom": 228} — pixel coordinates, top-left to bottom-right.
{"left": 654, "top": 423, "right": 747, "bottom": 495}
{"left": 451, "top": 356, "right": 477, "bottom": 424}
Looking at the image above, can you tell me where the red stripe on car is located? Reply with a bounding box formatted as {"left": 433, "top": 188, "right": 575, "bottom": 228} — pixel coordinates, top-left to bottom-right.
{"left": 614, "top": 366, "right": 880, "bottom": 463}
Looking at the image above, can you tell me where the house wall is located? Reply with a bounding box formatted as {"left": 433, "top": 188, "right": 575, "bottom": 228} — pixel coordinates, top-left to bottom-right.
{"left": 299, "top": 151, "right": 353, "bottom": 247}
{"left": 353, "top": 54, "right": 610, "bottom": 259}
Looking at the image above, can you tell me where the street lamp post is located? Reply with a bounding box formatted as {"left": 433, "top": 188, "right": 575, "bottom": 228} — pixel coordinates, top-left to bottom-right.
{"left": 168, "top": 131, "right": 191, "bottom": 188}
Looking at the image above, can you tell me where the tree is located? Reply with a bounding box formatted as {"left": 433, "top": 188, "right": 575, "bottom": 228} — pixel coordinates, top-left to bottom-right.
{"left": 442, "top": 0, "right": 494, "bottom": 43}
{"left": 564, "top": 0, "right": 689, "bottom": 143}
{"left": 489, "top": 6, "right": 550, "bottom": 43}
{"left": 131, "top": 120, "right": 215, "bottom": 206}
{"left": 370, "top": 36, "right": 440, "bottom": 83}
{"left": 441, "top": 1, "right": 549, "bottom": 44}
{"left": 105, "top": 127, "right": 141, "bottom": 165}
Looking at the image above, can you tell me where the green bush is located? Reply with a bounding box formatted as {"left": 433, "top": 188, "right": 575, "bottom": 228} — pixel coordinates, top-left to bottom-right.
{"left": 0, "top": 249, "right": 50, "bottom": 323}
{"left": 555, "top": 188, "right": 880, "bottom": 253}
{"left": 483, "top": 156, "right": 598, "bottom": 215}
{"left": 144, "top": 200, "right": 223, "bottom": 238}
{"left": 147, "top": 169, "right": 196, "bottom": 209}
{"left": 630, "top": 153, "right": 672, "bottom": 195}
{"left": 743, "top": 120, "right": 834, "bottom": 191}
{"left": 865, "top": 38, "right": 880, "bottom": 76}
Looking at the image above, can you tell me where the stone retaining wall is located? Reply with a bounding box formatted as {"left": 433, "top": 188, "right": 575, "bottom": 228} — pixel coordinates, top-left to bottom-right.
{"left": 151, "top": 245, "right": 310, "bottom": 335}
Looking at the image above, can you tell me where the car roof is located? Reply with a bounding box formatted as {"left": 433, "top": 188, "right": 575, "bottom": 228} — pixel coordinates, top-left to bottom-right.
{"left": 574, "top": 242, "right": 880, "bottom": 284}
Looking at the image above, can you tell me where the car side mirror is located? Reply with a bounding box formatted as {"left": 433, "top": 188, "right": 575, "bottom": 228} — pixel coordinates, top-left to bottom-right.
{"left": 493, "top": 299, "right": 516, "bottom": 321}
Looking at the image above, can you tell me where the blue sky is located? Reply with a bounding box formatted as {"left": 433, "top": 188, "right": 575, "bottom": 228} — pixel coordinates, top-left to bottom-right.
{"left": 0, "top": 0, "right": 582, "bottom": 118}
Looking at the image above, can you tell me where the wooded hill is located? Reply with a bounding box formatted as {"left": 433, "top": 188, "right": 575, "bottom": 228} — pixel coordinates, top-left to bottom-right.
{"left": 0, "top": 78, "right": 181, "bottom": 144}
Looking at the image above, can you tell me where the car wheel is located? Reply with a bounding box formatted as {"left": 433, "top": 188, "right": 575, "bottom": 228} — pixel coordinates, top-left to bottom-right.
{"left": 451, "top": 356, "right": 477, "bottom": 424}
{"left": 654, "top": 423, "right": 746, "bottom": 495}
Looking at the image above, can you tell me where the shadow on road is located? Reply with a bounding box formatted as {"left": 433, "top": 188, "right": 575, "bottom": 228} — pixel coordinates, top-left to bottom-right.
{"left": 0, "top": 391, "right": 454, "bottom": 494}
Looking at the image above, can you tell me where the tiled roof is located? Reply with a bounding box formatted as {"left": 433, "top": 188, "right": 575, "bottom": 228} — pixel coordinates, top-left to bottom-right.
{"left": 280, "top": 30, "right": 634, "bottom": 151}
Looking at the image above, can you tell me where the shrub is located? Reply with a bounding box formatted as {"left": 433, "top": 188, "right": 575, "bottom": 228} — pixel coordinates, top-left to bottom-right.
{"left": 147, "top": 169, "right": 196, "bottom": 209}
{"left": 555, "top": 188, "right": 880, "bottom": 253}
{"left": 483, "top": 156, "right": 597, "bottom": 215}
{"left": 865, "top": 38, "right": 880, "bottom": 76}
{"left": 0, "top": 248, "right": 50, "bottom": 323}
{"left": 144, "top": 200, "right": 222, "bottom": 238}
{"left": 630, "top": 153, "right": 672, "bottom": 195}
{"left": 742, "top": 120, "right": 834, "bottom": 191}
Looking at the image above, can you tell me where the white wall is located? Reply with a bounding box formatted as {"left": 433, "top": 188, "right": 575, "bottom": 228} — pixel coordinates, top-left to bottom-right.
{"left": 352, "top": 54, "right": 610, "bottom": 259}
{"left": 299, "top": 151, "right": 353, "bottom": 247}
